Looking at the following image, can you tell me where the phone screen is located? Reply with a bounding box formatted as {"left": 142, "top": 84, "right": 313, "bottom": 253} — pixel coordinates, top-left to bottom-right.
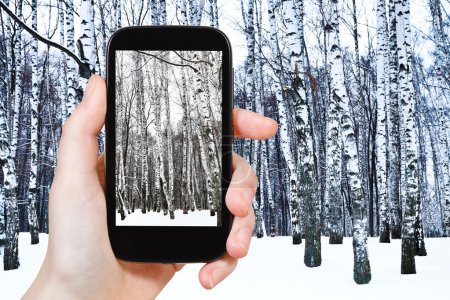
{"left": 115, "top": 50, "right": 223, "bottom": 227}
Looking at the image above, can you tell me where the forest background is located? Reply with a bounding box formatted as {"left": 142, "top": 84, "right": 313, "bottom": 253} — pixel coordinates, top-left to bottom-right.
{"left": 0, "top": 0, "right": 449, "bottom": 288}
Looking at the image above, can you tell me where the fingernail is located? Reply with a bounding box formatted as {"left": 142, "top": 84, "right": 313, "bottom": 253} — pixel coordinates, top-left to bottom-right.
{"left": 237, "top": 228, "right": 250, "bottom": 254}
{"left": 83, "top": 76, "right": 97, "bottom": 101}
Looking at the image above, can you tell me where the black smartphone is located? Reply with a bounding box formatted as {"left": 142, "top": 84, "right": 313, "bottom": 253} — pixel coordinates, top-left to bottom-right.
{"left": 105, "top": 26, "right": 233, "bottom": 262}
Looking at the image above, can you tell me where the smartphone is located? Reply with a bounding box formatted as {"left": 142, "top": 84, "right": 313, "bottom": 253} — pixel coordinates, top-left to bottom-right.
{"left": 105, "top": 26, "right": 233, "bottom": 262}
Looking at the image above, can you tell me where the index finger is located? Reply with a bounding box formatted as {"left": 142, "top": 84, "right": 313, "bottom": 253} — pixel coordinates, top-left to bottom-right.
{"left": 233, "top": 108, "right": 278, "bottom": 139}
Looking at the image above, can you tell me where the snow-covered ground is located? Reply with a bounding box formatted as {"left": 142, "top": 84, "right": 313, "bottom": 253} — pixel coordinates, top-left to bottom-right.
{"left": 116, "top": 210, "right": 218, "bottom": 226}
{"left": 1, "top": 234, "right": 449, "bottom": 299}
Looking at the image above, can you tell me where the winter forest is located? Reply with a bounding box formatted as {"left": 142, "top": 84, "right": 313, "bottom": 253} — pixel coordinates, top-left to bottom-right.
{"left": 0, "top": 0, "right": 449, "bottom": 286}
{"left": 115, "top": 50, "right": 223, "bottom": 227}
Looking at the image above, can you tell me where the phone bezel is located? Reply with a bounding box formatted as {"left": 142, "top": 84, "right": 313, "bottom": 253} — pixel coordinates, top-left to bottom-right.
{"left": 106, "top": 26, "right": 233, "bottom": 263}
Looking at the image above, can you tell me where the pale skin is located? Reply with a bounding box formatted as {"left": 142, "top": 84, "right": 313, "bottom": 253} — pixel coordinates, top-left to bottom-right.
{"left": 23, "top": 75, "right": 278, "bottom": 299}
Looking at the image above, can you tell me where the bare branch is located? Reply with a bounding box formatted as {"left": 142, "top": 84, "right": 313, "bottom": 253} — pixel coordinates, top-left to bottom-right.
{"left": 0, "top": 0, "right": 91, "bottom": 78}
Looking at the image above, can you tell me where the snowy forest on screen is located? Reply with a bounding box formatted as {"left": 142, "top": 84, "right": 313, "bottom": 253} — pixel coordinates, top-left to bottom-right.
{"left": 0, "top": 0, "right": 449, "bottom": 285}
{"left": 115, "top": 50, "right": 222, "bottom": 226}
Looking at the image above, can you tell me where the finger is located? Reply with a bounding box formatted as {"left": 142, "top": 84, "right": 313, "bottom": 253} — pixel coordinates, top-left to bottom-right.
{"left": 226, "top": 208, "right": 255, "bottom": 259}
{"left": 233, "top": 108, "right": 278, "bottom": 139}
{"left": 97, "top": 153, "right": 106, "bottom": 193}
{"left": 198, "top": 253, "right": 238, "bottom": 289}
{"left": 54, "top": 75, "right": 106, "bottom": 180}
{"left": 225, "top": 153, "right": 258, "bottom": 218}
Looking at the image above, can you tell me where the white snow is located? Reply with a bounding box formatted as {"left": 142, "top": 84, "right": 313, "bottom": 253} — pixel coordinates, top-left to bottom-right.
{"left": 0, "top": 234, "right": 48, "bottom": 299}
{"left": 116, "top": 210, "right": 218, "bottom": 226}
{"left": 1, "top": 235, "right": 449, "bottom": 299}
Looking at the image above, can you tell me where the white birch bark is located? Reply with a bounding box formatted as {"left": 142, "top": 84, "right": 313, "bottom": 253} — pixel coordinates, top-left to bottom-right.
{"left": 66, "top": 0, "right": 78, "bottom": 116}
{"left": 150, "top": 0, "right": 159, "bottom": 25}
{"left": 115, "top": 0, "right": 122, "bottom": 29}
{"left": 324, "top": 2, "right": 343, "bottom": 244}
{"left": 243, "top": 0, "right": 255, "bottom": 162}
{"left": 160, "top": 0, "right": 167, "bottom": 25}
{"left": 209, "top": 0, "right": 219, "bottom": 27}
{"left": 163, "top": 67, "right": 175, "bottom": 219}
{"left": 0, "top": 100, "right": 20, "bottom": 269}
{"left": 3, "top": 0, "right": 12, "bottom": 130}
{"left": 290, "top": 0, "right": 321, "bottom": 266}
{"left": 78, "top": 0, "right": 97, "bottom": 85}
{"left": 10, "top": 0, "right": 23, "bottom": 160}
{"left": 328, "top": 0, "right": 370, "bottom": 284}
{"left": 397, "top": 0, "right": 418, "bottom": 274}
{"left": 376, "top": 0, "right": 390, "bottom": 243}
{"left": 388, "top": 0, "right": 402, "bottom": 239}
{"left": 28, "top": 0, "right": 40, "bottom": 245}
{"left": 58, "top": 0, "right": 67, "bottom": 120}
{"left": 429, "top": 0, "right": 450, "bottom": 235}
{"left": 267, "top": 0, "right": 300, "bottom": 244}
{"left": 178, "top": 0, "right": 188, "bottom": 25}
{"left": 154, "top": 81, "right": 163, "bottom": 212}
{"left": 181, "top": 66, "right": 191, "bottom": 213}
{"left": 192, "top": 53, "right": 221, "bottom": 223}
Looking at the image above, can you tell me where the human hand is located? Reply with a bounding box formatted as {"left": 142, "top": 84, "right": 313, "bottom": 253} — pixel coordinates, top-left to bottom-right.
{"left": 23, "top": 75, "right": 277, "bottom": 299}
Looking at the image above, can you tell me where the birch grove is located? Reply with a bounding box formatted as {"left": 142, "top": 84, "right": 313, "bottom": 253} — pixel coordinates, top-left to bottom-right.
{"left": 115, "top": 50, "right": 222, "bottom": 226}
{"left": 0, "top": 0, "right": 449, "bottom": 283}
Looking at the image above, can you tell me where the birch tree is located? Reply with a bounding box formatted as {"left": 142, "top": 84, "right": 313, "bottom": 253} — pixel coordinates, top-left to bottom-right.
{"left": 78, "top": 0, "right": 97, "bottom": 80}
{"left": 28, "top": 0, "right": 40, "bottom": 245}
{"left": 397, "top": 0, "right": 418, "bottom": 275}
{"left": 267, "top": 0, "right": 301, "bottom": 244}
{"left": 376, "top": 0, "right": 390, "bottom": 243}
{"left": 285, "top": 0, "right": 321, "bottom": 265}
{"left": 242, "top": 0, "right": 256, "bottom": 162}
{"left": 388, "top": 0, "right": 402, "bottom": 239}
{"left": 327, "top": 0, "right": 371, "bottom": 284}
{"left": 1, "top": 98, "right": 20, "bottom": 270}
{"left": 429, "top": 0, "right": 450, "bottom": 236}
{"left": 66, "top": 0, "right": 78, "bottom": 116}
{"left": 58, "top": 0, "right": 67, "bottom": 120}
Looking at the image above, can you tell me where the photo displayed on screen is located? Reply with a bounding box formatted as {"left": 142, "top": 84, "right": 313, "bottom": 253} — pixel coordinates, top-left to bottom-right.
{"left": 115, "top": 50, "right": 222, "bottom": 226}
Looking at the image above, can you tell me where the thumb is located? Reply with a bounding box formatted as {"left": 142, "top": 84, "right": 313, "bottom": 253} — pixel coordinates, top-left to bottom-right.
{"left": 55, "top": 75, "right": 106, "bottom": 179}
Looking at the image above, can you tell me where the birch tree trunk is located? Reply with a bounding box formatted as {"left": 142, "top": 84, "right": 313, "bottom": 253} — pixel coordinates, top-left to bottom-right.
{"left": 243, "top": 0, "right": 255, "bottom": 162}
{"left": 193, "top": 53, "right": 221, "bottom": 223}
{"left": 209, "top": 0, "right": 219, "bottom": 28}
{"left": 115, "top": 0, "right": 122, "bottom": 29}
{"left": 376, "top": 0, "right": 390, "bottom": 243}
{"left": 2, "top": 0, "right": 12, "bottom": 132}
{"left": 267, "top": 0, "right": 301, "bottom": 244}
{"left": 325, "top": 1, "right": 343, "bottom": 245}
{"left": 429, "top": 0, "right": 450, "bottom": 236}
{"left": 58, "top": 0, "right": 67, "bottom": 120}
{"left": 388, "top": 0, "right": 402, "bottom": 239}
{"left": 328, "top": 0, "right": 371, "bottom": 284}
{"left": 10, "top": 0, "right": 23, "bottom": 161}
{"left": 78, "top": 0, "right": 97, "bottom": 82}
{"left": 28, "top": 0, "right": 40, "bottom": 245}
{"left": 163, "top": 68, "right": 175, "bottom": 220}
{"left": 286, "top": 0, "right": 321, "bottom": 265}
{"left": 1, "top": 97, "right": 20, "bottom": 270}
{"left": 66, "top": 0, "right": 78, "bottom": 116}
{"left": 397, "top": 0, "right": 418, "bottom": 275}
{"left": 428, "top": 0, "right": 450, "bottom": 88}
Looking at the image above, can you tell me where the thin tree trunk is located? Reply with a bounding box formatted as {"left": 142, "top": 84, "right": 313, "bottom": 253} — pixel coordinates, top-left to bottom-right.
{"left": 1, "top": 97, "right": 20, "bottom": 270}
{"left": 397, "top": 0, "right": 418, "bottom": 275}
{"left": 28, "top": 0, "right": 40, "bottom": 245}
{"left": 376, "top": 0, "right": 390, "bottom": 243}
{"left": 388, "top": 0, "right": 402, "bottom": 239}
{"left": 267, "top": 0, "right": 301, "bottom": 244}
{"left": 328, "top": 0, "right": 371, "bottom": 284}
{"left": 66, "top": 0, "right": 78, "bottom": 116}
